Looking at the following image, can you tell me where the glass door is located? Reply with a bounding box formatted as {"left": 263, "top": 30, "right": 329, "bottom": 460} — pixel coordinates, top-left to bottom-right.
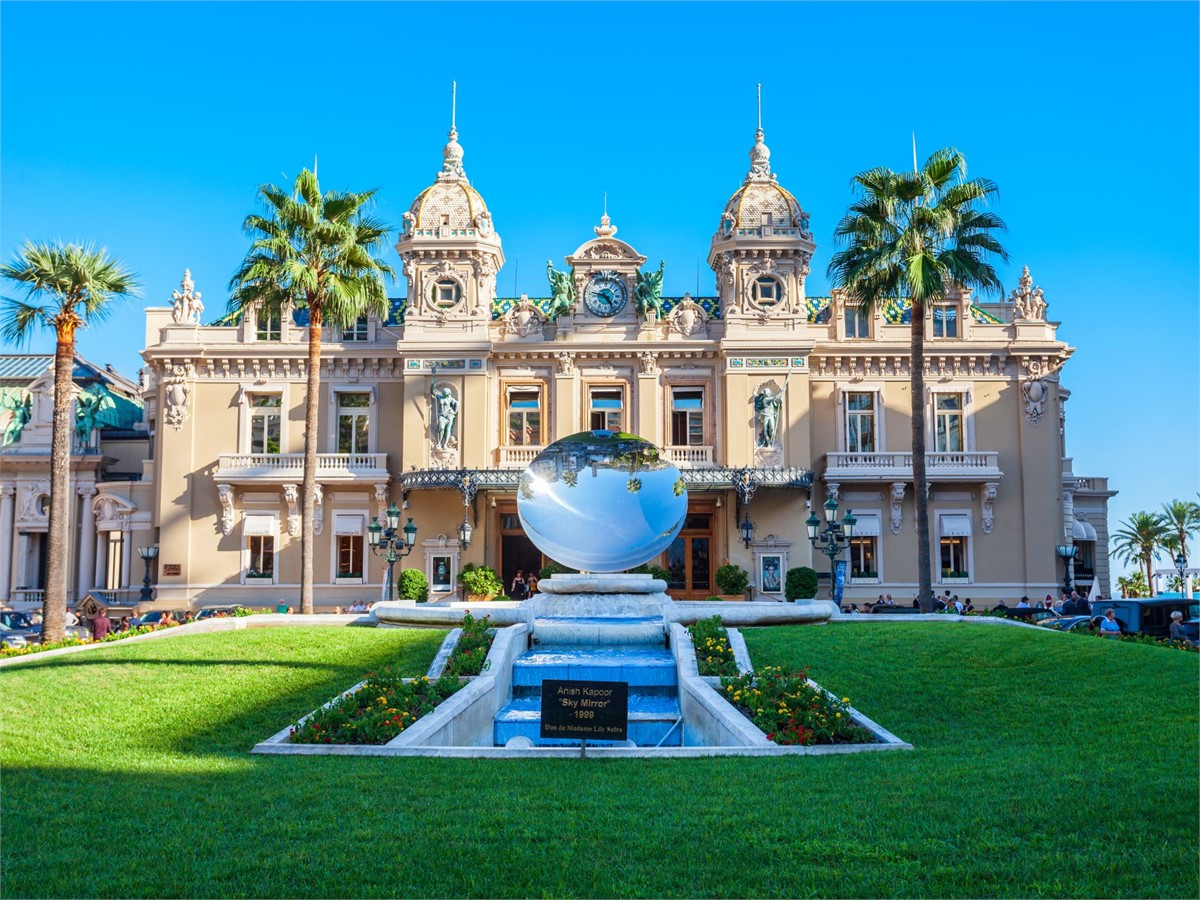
{"left": 666, "top": 509, "right": 714, "bottom": 600}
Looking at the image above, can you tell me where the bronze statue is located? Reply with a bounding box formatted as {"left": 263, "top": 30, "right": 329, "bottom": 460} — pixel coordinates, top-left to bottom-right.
{"left": 545, "top": 261, "right": 576, "bottom": 321}
{"left": 634, "top": 261, "right": 665, "bottom": 318}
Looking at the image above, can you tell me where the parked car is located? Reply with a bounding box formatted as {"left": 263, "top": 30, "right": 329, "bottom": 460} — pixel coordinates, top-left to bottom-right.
{"left": 993, "top": 607, "right": 1061, "bottom": 624}
{"left": 1096, "top": 599, "right": 1199, "bottom": 641}
{"left": 0, "top": 610, "right": 90, "bottom": 641}
{"left": 0, "top": 622, "right": 28, "bottom": 649}
{"left": 1039, "top": 615, "right": 1095, "bottom": 633}
{"left": 132, "top": 610, "right": 171, "bottom": 628}
{"left": 195, "top": 605, "right": 247, "bottom": 619}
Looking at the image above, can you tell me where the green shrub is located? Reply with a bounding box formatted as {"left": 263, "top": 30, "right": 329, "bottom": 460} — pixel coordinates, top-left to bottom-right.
{"left": 289, "top": 670, "right": 462, "bottom": 745}
{"left": 720, "top": 666, "right": 873, "bottom": 745}
{"left": 539, "top": 561, "right": 578, "bottom": 580}
{"left": 715, "top": 563, "right": 750, "bottom": 595}
{"left": 785, "top": 566, "right": 819, "bottom": 601}
{"left": 458, "top": 563, "right": 503, "bottom": 597}
{"left": 398, "top": 568, "right": 429, "bottom": 603}
{"left": 628, "top": 562, "right": 671, "bottom": 582}
{"left": 704, "top": 595, "right": 723, "bottom": 602}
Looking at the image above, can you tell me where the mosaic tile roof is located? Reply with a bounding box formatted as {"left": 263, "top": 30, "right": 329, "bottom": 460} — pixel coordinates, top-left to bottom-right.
{"left": 210, "top": 299, "right": 408, "bottom": 329}
{"left": 0, "top": 354, "right": 131, "bottom": 383}
{"left": 807, "top": 297, "right": 1007, "bottom": 326}
{"left": 490, "top": 297, "right": 722, "bottom": 321}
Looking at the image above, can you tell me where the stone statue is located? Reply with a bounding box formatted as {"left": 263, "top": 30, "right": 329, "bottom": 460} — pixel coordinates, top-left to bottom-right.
{"left": 754, "top": 374, "right": 791, "bottom": 448}
{"left": 0, "top": 389, "right": 31, "bottom": 446}
{"left": 171, "top": 269, "right": 204, "bottom": 325}
{"left": 634, "top": 261, "right": 665, "bottom": 319}
{"left": 546, "top": 261, "right": 576, "bottom": 321}
{"left": 430, "top": 383, "right": 459, "bottom": 449}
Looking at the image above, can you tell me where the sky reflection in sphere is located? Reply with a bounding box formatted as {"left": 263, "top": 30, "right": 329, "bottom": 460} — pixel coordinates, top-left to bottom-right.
{"left": 517, "top": 431, "right": 688, "bottom": 572}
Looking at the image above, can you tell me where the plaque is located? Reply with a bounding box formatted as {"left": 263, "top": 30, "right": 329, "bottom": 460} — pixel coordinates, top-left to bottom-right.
{"left": 162, "top": 564, "right": 181, "bottom": 576}
{"left": 540, "top": 679, "right": 628, "bottom": 741}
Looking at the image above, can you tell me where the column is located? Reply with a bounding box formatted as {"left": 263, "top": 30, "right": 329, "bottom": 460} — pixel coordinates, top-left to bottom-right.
{"left": 76, "top": 486, "right": 98, "bottom": 598}
{"left": 121, "top": 523, "right": 133, "bottom": 588}
{"left": 0, "top": 485, "right": 15, "bottom": 602}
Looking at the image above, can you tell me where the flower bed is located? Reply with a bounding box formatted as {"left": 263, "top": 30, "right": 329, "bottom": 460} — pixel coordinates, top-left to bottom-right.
{"left": 720, "top": 666, "right": 875, "bottom": 746}
{"left": 0, "top": 622, "right": 180, "bottom": 659}
{"left": 443, "top": 612, "right": 496, "bottom": 677}
{"left": 688, "top": 615, "right": 738, "bottom": 677}
{"left": 289, "top": 671, "right": 463, "bottom": 744}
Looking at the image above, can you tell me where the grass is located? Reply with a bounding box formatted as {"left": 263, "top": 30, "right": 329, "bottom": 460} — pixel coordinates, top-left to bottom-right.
{"left": 1, "top": 622, "right": 1196, "bottom": 898}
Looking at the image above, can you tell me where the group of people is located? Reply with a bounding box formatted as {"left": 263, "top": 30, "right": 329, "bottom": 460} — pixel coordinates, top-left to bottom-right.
{"left": 995, "top": 591, "right": 1094, "bottom": 615}
{"left": 508, "top": 570, "right": 539, "bottom": 601}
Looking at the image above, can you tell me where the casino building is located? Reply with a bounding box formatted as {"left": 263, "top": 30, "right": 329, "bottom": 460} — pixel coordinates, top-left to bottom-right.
{"left": 0, "top": 115, "right": 1116, "bottom": 610}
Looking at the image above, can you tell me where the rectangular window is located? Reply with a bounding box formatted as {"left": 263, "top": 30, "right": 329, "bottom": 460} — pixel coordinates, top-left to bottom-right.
{"left": 337, "top": 393, "right": 370, "bottom": 454}
{"left": 506, "top": 386, "right": 543, "bottom": 446}
{"left": 334, "top": 515, "right": 364, "bottom": 579}
{"left": 431, "top": 555, "right": 453, "bottom": 593}
{"left": 935, "top": 394, "right": 964, "bottom": 452}
{"left": 249, "top": 394, "right": 282, "bottom": 454}
{"left": 670, "top": 387, "right": 705, "bottom": 446}
{"left": 105, "top": 531, "right": 124, "bottom": 590}
{"left": 343, "top": 316, "right": 368, "bottom": 342}
{"left": 844, "top": 305, "right": 870, "bottom": 339}
{"left": 845, "top": 392, "right": 876, "bottom": 453}
{"left": 588, "top": 387, "right": 623, "bottom": 432}
{"left": 933, "top": 306, "right": 958, "bottom": 338}
{"left": 849, "top": 537, "right": 877, "bottom": 578}
{"left": 247, "top": 535, "right": 275, "bottom": 579}
{"left": 940, "top": 536, "right": 969, "bottom": 577}
{"left": 257, "top": 310, "right": 282, "bottom": 341}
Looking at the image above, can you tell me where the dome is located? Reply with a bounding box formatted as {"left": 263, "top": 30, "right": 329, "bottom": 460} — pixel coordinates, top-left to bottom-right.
{"left": 406, "top": 126, "right": 494, "bottom": 232}
{"left": 719, "top": 128, "right": 809, "bottom": 232}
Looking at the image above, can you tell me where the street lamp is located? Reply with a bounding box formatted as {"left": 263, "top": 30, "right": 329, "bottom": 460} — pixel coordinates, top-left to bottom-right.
{"left": 739, "top": 512, "right": 755, "bottom": 548}
{"left": 1174, "top": 552, "right": 1188, "bottom": 598}
{"left": 1055, "top": 544, "right": 1078, "bottom": 594}
{"left": 807, "top": 496, "right": 856, "bottom": 608}
{"left": 137, "top": 545, "right": 159, "bottom": 603}
{"left": 368, "top": 504, "right": 417, "bottom": 603}
{"left": 457, "top": 512, "right": 473, "bottom": 550}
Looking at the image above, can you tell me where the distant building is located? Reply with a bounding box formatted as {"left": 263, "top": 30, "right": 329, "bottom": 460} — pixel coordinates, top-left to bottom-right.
{"left": 0, "top": 354, "right": 149, "bottom": 608}
{"left": 2, "top": 117, "right": 1116, "bottom": 611}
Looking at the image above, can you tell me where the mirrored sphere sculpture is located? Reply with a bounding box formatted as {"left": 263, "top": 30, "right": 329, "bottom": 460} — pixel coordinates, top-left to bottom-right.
{"left": 517, "top": 431, "right": 688, "bottom": 572}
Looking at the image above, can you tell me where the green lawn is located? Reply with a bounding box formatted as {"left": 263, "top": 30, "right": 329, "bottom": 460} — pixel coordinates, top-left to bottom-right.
{"left": 2, "top": 623, "right": 1196, "bottom": 898}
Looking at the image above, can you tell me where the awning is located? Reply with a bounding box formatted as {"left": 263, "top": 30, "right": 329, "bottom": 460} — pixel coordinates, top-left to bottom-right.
{"left": 941, "top": 514, "right": 972, "bottom": 537}
{"left": 1072, "top": 519, "right": 1097, "bottom": 541}
{"left": 851, "top": 513, "right": 881, "bottom": 537}
{"left": 334, "top": 514, "right": 364, "bottom": 536}
{"left": 243, "top": 515, "right": 277, "bottom": 536}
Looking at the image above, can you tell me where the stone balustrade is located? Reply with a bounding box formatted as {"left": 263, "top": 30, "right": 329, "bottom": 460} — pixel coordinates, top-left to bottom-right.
{"left": 214, "top": 452, "right": 389, "bottom": 483}
{"left": 824, "top": 450, "right": 1001, "bottom": 482}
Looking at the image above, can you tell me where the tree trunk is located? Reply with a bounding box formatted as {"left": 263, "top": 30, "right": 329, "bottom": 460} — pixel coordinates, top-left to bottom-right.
{"left": 910, "top": 300, "right": 934, "bottom": 612}
{"left": 300, "top": 306, "right": 322, "bottom": 615}
{"left": 1145, "top": 553, "right": 1155, "bottom": 598}
{"left": 42, "top": 336, "right": 76, "bottom": 642}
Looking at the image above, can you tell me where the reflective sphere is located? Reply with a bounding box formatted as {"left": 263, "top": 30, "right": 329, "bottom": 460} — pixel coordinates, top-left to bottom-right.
{"left": 517, "top": 431, "right": 688, "bottom": 572}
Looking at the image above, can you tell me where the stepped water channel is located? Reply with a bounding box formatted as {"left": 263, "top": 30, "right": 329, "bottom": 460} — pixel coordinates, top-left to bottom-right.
{"left": 493, "top": 579, "right": 683, "bottom": 747}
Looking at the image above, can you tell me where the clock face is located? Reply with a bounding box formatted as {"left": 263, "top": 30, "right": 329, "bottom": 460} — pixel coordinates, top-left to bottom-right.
{"left": 583, "top": 275, "right": 627, "bottom": 317}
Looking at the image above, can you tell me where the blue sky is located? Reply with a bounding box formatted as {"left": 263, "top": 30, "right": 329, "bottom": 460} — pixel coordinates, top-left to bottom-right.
{"left": 2, "top": 2, "right": 1197, "bottom": 575}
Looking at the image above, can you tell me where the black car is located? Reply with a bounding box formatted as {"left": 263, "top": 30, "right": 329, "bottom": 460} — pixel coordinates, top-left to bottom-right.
{"left": 993, "top": 606, "right": 1061, "bottom": 624}
{"left": 1039, "top": 615, "right": 1095, "bottom": 633}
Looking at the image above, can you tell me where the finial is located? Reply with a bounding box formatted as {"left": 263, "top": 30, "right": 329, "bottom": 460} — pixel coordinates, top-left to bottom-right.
{"left": 757, "top": 83, "right": 762, "bottom": 133}
{"left": 437, "top": 82, "right": 466, "bottom": 182}
{"left": 594, "top": 194, "right": 617, "bottom": 238}
{"left": 603, "top": 191, "right": 607, "bottom": 217}
{"left": 747, "top": 85, "right": 772, "bottom": 182}
{"left": 450, "top": 80, "right": 457, "bottom": 138}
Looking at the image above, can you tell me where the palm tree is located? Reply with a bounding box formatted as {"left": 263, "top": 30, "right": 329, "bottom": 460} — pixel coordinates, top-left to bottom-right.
{"left": 228, "top": 168, "right": 393, "bottom": 614}
{"left": 827, "top": 149, "right": 1008, "bottom": 611}
{"left": 1, "top": 242, "right": 138, "bottom": 642}
{"left": 1112, "top": 511, "right": 1171, "bottom": 597}
{"left": 1160, "top": 498, "right": 1200, "bottom": 563}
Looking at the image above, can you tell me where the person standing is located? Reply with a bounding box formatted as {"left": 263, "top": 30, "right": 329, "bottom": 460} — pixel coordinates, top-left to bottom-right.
{"left": 1099, "top": 608, "right": 1121, "bottom": 638}
{"left": 91, "top": 607, "right": 111, "bottom": 641}
{"left": 510, "top": 569, "right": 527, "bottom": 601}
{"left": 1169, "top": 610, "right": 1193, "bottom": 645}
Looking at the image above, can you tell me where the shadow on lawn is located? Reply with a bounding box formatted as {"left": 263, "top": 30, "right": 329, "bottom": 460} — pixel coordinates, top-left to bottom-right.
{"left": 6, "top": 655, "right": 353, "bottom": 671}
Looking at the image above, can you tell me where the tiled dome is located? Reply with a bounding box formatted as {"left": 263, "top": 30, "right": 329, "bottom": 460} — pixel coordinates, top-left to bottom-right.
{"left": 720, "top": 128, "right": 808, "bottom": 230}
{"left": 407, "top": 127, "right": 493, "bottom": 231}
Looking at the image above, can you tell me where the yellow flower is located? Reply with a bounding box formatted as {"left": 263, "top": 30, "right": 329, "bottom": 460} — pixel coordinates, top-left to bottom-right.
{"left": 835, "top": 712, "right": 842, "bottom": 718}
{"left": 842, "top": 697, "right": 850, "bottom": 703}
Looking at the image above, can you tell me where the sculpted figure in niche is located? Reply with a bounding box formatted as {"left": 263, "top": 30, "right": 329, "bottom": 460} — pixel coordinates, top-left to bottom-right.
{"left": 430, "top": 383, "right": 459, "bottom": 449}
{"left": 545, "top": 261, "right": 577, "bottom": 321}
{"left": 754, "top": 375, "right": 791, "bottom": 448}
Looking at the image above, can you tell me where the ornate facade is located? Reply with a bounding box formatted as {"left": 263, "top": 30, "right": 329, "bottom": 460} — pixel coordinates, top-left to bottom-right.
{"left": 2, "top": 117, "right": 1116, "bottom": 610}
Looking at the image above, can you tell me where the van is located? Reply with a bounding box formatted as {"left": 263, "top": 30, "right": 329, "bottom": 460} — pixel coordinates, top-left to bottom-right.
{"left": 1099, "top": 599, "right": 1198, "bottom": 641}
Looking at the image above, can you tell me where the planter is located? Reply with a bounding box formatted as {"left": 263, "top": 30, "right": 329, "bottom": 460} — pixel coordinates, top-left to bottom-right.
{"left": 716, "top": 594, "right": 748, "bottom": 602}
{"left": 467, "top": 593, "right": 497, "bottom": 603}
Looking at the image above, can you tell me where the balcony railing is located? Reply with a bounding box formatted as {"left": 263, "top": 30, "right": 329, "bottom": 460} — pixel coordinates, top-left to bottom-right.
{"left": 825, "top": 450, "right": 1001, "bottom": 482}
{"left": 664, "top": 445, "right": 715, "bottom": 468}
{"left": 215, "top": 452, "right": 389, "bottom": 483}
{"left": 498, "top": 446, "right": 544, "bottom": 468}
{"left": 10, "top": 589, "right": 45, "bottom": 606}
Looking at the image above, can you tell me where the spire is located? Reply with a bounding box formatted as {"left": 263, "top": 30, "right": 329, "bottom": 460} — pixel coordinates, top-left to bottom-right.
{"left": 437, "top": 80, "right": 467, "bottom": 183}
{"left": 747, "top": 83, "right": 773, "bottom": 182}
{"left": 594, "top": 191, "right": 617, "bottom": 238}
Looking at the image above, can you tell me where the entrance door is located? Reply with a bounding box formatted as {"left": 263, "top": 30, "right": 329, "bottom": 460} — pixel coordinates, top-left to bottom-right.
{"left": 666, "top": 509, "right": 715, "bottom": 600}
{"left": 497, "top": 502, "right": 544, "bottom": 598}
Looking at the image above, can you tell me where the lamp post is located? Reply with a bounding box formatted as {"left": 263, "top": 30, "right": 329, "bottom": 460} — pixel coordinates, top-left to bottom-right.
{"left": 1055, "top": 544, "right": 1077, "bottom": 595}
{"left": 1174, "top": 552, "right": 1188, "bottom": 598}
{"left": 806, "top": 497, "right": 856, "bottom": 608}
{"left": 367, "top": 504, "right": 417, "bottom": 603}
{"left": 137, "top": 545, "right": 159, "bottom": 603}
{"left": 739, "top": 511, "right": 755, "bottom": 549}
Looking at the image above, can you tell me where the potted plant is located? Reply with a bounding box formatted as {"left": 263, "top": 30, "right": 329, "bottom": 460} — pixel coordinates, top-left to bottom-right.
{"left": 714, "top": 564, "right": 750, "bottom": 601}
{"left": 458, "top": 563, "right": 503, "bottom": 602}
{"left": 785, "top": 566, "right": 819, "bottom": 602}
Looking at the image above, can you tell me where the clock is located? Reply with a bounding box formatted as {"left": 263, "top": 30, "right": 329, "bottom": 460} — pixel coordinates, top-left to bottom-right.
{"left": 583, "top": 274, "right": 628, "bottom": 317}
